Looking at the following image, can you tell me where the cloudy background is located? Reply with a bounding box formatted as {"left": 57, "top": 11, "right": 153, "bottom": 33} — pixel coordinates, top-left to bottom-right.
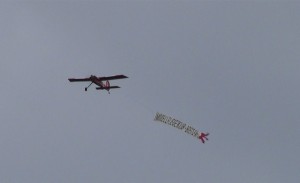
{"left": 1, "top": 1, "right": 300, "bottom": 183}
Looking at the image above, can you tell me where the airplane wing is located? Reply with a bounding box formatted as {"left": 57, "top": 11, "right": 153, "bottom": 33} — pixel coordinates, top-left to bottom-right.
{"left": 68, "top": 78, "right": 91, "bottom": 82}
{"left": 96, "top": 86, "right": 121, "bottom": 90}
{"left": 98, "top": 75, "right": 128, "bottom": 81}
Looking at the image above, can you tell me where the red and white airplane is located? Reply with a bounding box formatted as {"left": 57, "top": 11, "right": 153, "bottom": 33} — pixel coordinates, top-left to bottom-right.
{"left": 68, "top": 74, "right": 128, "bottom": 93}
{"left": 198, "top": 133, "right": 209, "bottom": 143}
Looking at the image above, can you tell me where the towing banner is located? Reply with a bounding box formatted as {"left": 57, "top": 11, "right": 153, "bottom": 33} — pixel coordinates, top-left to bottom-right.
{"left": 154, "top": 112, "right": 199, "bottom": 138}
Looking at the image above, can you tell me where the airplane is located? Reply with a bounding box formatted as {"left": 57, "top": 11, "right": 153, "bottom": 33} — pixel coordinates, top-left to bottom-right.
{"left": 198, "top": 133, "right": 209, "bottom": 143}
{"left": 68, "top": 74, "right": 128, "bottom": 94}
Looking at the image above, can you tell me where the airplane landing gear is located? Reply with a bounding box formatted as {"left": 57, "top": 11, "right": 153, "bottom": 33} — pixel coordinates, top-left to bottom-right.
{"left": 85, "top": 82, "right": 93, "bottom": 91}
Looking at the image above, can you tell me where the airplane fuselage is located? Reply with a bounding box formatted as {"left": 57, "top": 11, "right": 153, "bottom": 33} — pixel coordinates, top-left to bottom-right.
{"left": 90, "top": 75, "right": 109, "bottom": 89}
{"left": 90, "top": 75, "right": 103, "bottom": 86}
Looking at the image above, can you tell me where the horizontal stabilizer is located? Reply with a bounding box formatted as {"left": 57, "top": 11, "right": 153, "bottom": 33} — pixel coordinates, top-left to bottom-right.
{"left": 96, "top": 86, "right": 120, "bottom": 90}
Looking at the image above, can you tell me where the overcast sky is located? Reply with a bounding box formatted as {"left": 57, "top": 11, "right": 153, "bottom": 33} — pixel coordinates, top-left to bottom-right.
{"left": 1, "top": 1, "right": 300, "bottom": 183}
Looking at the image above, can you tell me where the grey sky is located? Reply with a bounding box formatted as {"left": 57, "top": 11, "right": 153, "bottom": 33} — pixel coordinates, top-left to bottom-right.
{"left": 1, "top": 1, "right": 300, "bottom": 183}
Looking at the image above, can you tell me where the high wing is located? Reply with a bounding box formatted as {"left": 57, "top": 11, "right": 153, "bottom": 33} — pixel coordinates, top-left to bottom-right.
{"left": 68, "top": 78, "right": 92, "bottom": 82}
{"left": 96, "top": 86, "right": 120, "bottom": 90}
{"left": 97, "top": 75, "right": 128, "bottom": 81}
